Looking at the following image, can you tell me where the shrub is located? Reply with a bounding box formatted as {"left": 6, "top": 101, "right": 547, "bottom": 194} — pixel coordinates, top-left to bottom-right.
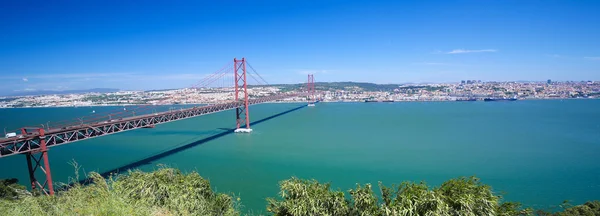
{"left": 0, "top": 167, "right": 239, "bottom": 216}
{"left": 266, "top": 177, "right": 350, "bottom": 215}
{"left": 0, "top": 178, "right": 28, "bottom": 200}
{"left": 267, "top": 176, "right": 533, "bottom": 216}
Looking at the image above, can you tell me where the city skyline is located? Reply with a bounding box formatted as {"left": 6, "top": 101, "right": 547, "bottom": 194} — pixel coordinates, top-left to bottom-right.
{"left": 3, "top": 80, "right": 598, "bottom": 107}
{"left": 1, "top": 0, "right": 600, "bottom": 92}
{"left": 3, "top": 79, "right": 598, "bottom": 96}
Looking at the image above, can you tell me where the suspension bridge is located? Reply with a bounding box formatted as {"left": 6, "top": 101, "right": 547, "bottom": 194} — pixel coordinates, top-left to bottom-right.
{"left": 0, "top": 58, "right": 318, "bottom": 195}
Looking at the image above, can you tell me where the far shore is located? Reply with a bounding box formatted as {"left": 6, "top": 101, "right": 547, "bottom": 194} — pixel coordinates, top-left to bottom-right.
{"left": 1, "top": 97, "right": 598, "bottom": 109}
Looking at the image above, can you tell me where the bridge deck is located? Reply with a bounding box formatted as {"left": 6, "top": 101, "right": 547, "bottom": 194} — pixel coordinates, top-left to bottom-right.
{"left": 0, "top": 93, "right": 303, "bottom": 158}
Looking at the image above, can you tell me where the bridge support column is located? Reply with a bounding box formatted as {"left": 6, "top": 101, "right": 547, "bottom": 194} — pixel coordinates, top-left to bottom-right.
{"left": 25, "top": 128, "right": 54, "bottom": 195}
{"left": 307, "top": 74, "right": 316, "bottom": 106}
{"left": 234, "top": 58, "right": 252, "bottom": 133}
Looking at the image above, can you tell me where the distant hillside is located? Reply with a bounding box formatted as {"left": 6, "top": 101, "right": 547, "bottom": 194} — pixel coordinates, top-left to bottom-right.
{"left": 136, "top": 82, "right": 405, "bottom": 93}
{"left": 254, "top": 82, "right": 402, "bottom": 92}
{"left": 7, "top": 88, "right": 120, "bottom": 97}
{"left": 317, "top": 82, "right": 400, "bottom": 91}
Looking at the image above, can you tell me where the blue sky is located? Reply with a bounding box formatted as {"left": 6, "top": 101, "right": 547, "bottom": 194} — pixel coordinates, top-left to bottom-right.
{"left": 1, "top": 0, "right": 599, "bottom": 92}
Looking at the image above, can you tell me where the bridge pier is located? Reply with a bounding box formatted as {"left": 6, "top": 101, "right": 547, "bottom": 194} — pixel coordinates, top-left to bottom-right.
{"left": 307, "top": 74, "right": 316, "bottom": 106}
{"left": 234, "top": 58, "right": 252, "bottom": 133}
{"left": 24, "top": 128, "right": 54, "bottom": 195}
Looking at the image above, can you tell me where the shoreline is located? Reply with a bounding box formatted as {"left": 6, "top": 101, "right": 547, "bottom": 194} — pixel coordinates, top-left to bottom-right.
{"left": 1, "top": 97, "right": 598, "bottom": 109}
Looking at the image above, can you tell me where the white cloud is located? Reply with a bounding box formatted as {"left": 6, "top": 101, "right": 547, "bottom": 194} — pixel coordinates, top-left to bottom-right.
{"left": 43, "top": 86, "right": 69, "bottom": 91}
{"left": 446, "top": 49, "right": 497, "bottom": 54}
{"left": 547, "top": 54, "right": 562, "bottom": 58}
{"left": 1, "top": 72, "right": 213, "bottom": 82}
{"left": 584, "top": 57, "right": 600, "bottom": 61}
{"left": 141, "top": 73, "right": 213, "bottom": 80}
{"left": 1, "top": 73, "right": 131, "bottom": 80}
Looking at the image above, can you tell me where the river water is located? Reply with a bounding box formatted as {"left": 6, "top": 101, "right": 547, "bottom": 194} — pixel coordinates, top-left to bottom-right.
{"left": 1, "top": 100, "right": 599, "bottom": 213}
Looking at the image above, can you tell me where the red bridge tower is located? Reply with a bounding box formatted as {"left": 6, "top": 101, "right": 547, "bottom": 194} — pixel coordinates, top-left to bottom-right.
{"left": 234, "top": 58, "right": 252, "bottom": 133}
{"left": 307, "top": 74, "right": 316, "bottom": 106}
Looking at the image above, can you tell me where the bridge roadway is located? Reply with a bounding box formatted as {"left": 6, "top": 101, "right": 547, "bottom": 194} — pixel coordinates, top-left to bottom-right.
{"left": 0, "top": 92, "right": 305, "bottom": 158}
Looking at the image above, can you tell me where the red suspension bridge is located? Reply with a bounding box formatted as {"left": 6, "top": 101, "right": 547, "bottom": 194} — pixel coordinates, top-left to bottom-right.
{"left": 0, "top": 58, "right": 318, "bottom": 195}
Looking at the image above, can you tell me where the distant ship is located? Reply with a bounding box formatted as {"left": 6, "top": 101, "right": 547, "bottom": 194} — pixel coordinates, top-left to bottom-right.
{"left": 364, "top": 100, "right": 394, "bottom": 102}
{"left": 455, "top": 98, "right": 477, "bottom": 102}
{"left": 483, "top": 97, "right": 517, "bottom": 102}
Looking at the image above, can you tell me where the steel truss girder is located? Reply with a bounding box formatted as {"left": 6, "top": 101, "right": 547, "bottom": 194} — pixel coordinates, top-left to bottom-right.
{"left": 0, "top": 92, "right": 306, "bottom": 158}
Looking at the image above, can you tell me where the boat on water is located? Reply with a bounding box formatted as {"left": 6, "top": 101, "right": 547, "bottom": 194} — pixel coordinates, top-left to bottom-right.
{"left": 456, "top": 98, "right": 477, "bottom": 102}
{"left": 364, "top": 100, "right": 394, "bottom": 102}
{"left": 483, "top": 97, "right": 517, "bottom": 102}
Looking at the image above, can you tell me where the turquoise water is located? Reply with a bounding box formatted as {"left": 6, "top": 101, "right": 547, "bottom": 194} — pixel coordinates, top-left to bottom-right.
{"left": 1, "top": 100, "right": 599, "bottom": 212}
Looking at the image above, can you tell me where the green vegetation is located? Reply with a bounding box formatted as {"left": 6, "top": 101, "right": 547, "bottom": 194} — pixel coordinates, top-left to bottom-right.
{"left": 552, "top": 201, "right": 600, "bottom": 216}
{"left": 0, "top": 167, "right": 239, "bottom": 216}
{"left": 0, "top": 178, "right": 27, "bottom": 200}
{"left": 268, "top": 82, "right": 450, "bottom": 93}
{"left": 267, "top": 176, "right": 529, "bottom": 215}
{"left": 261, "top": 82, "right": 402, "bottom": 92}
{"left": 1, "top": 168, "right": 598, "bottom": 216}
{"left": 316, "top": 82, "right": 400, "bottom": 91}
{"left": 493, "top": 87, "right": 507, "bottom": 92}
{"left": 267, "top": 177, "right": 600, "bottom": 216}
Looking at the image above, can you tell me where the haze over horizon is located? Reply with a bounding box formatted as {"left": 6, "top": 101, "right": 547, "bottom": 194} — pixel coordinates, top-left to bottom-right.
{"left": 1, "top": 0, "right": 599, "bottom": 92}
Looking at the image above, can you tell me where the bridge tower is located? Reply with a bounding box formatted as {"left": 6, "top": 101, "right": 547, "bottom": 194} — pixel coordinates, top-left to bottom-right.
{"left": 234, "top": 58, "right": 252, "bottom": 133}
{"left": 307, "top": 74, "right": 316, "bottom": 106}
{"left": 22, "top": 128, "right": 55, "bottom": 195}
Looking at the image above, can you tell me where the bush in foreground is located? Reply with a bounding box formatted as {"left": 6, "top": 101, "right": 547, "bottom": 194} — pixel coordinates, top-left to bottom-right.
{"left": 551, "top": 200, "right": 600, "bottom": 216}
{"left": 1, "top": 168, "right": 599, "bottom": 216}
{"left": 0, "top": 178, "right": 28, "bottom": 200}
{"left": 267, "top": 176, "right": 532, "bottom": 216}
{"left": 0, "top": 168, "right": 239, "bottom": 216}
{"left": 267, "top": 177, "right": 600, "bottom": 216}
